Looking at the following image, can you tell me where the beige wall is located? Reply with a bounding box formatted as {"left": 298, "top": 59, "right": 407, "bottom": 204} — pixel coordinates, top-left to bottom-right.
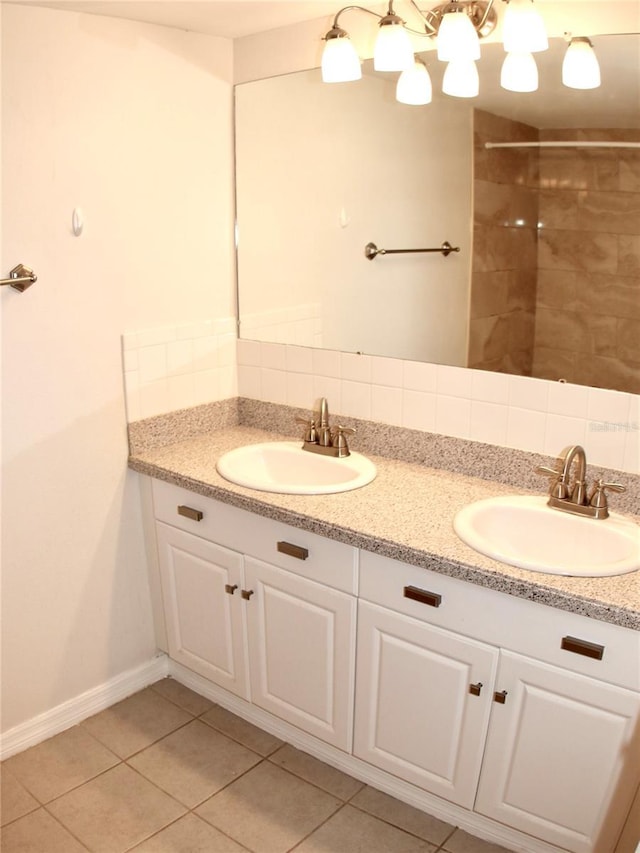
{"left": 1, "top": 4, "right": 235, "bottom": 732}
{"left": 236, "top": 68, "right": 473, "bottom": 365}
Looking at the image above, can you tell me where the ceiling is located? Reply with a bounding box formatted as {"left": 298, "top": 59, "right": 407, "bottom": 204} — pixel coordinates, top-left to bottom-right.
{"left": 9, "top": 0, "right": 621, "bottom": 40}
{"left": 6, "top": 0, "right": 343, "bottom": 38}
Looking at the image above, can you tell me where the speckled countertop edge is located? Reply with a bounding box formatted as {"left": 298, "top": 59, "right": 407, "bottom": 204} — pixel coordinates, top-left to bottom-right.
{"left": 128, "top": 403, "right": 640, "bottom": 631}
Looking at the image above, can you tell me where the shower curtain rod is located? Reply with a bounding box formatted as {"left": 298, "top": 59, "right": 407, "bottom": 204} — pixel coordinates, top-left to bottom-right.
{"left": 485, "top": 141, "right": 640, "bottom": 149}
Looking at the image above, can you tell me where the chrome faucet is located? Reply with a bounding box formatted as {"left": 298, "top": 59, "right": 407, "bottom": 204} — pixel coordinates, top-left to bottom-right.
{"left": 536, "top": 445, "right": 625, "bottom": 520}
{"left": 296, "top": 398, "right": 355, "bottom": 458}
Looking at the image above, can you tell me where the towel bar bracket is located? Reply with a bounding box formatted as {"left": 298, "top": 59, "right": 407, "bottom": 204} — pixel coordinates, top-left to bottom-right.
{"left": 0, "top": 264, "right": 37, "bottom": 292}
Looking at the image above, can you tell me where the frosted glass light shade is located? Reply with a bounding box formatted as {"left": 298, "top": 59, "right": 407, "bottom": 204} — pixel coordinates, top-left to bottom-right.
{"left": 442, "top": 59, "right": 479, "bottom": 97}
{"left": 562, "top": 38, "right": 601, "bottom": 89}
{"left": 437, "top": 11, "right": 481, "bottom": 62}
{"left": 374, "top": 20, "right": 414, "bottom": 71}
{"left": 501, "top": 52, "right": 538, "bottom": 92}
{"left": 321, "top": 33, "right": 362, "bottom": 82}
{"left": 396, "top": 61, "right": 433, "bottom": 105}
{"left": 503, "top": 0, "right": 548, "bottom": 53}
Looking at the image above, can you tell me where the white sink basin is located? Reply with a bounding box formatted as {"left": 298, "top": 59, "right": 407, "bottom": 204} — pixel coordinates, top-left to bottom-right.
{"left": 454, "top": 495, "right": 640, "bottom": 577}
{"left": 216, "top": 441, "right": 377, "bottom": 495}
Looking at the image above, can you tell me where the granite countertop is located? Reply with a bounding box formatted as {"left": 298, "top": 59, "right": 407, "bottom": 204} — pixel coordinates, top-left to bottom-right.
{"left": 128, "top": 422, "right": 640, "bottom": 631}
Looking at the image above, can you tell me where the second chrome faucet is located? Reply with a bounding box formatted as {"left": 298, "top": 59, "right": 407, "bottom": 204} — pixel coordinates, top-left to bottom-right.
{"left": 537, "top": 444, "right": 625, "bottom": 520}
{"left": 297, "top": 398, "right": 355, "bottom": 458}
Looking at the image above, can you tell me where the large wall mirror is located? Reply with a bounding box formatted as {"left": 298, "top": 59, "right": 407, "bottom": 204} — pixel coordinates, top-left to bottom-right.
{"left": 235, "top": 34, "right": 640, "bottom": 393}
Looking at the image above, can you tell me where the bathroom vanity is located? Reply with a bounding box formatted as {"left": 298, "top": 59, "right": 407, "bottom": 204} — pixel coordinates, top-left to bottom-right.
{"left": 129, "top": 416, "right": 640, "bottom": 853}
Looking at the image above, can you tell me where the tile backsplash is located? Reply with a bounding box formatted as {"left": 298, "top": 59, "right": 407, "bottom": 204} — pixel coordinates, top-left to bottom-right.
{"left": 121, "top": 323, "right": 638, "bottom": 476}
{"left": 237, "top": 340, "right": 639, "bottom": 475}
{"left": 122, "top": 319, "right": 237, "bottom": 421}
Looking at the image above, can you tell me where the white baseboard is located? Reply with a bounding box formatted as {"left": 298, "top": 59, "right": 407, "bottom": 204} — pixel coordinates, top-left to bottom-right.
{"left": 0, "top": 654, "right": 170, "bottom": 760}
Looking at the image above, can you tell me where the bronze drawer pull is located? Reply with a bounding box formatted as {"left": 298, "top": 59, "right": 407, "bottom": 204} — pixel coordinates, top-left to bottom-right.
{"left": 561, "top": 636, "right": 605, "bottom": 660}
{"left": 224, "top": 584, "right": 238, "bottom": 595}
{"left": 177, "top": 505, "right": 203, "bottom": 522}
{"left": 277, "top": 541, "right": 309, "bottom": 561}
{"left": 241, "top": 589, "right": 254, "bottom": 600}
{"left": 469, "top": 682, "right": 483, "bottom": 696}
{"left": 493, "top": 690, "right": 508, "bottom": 704}
{"left": 403, "top": 586, "right": 442, "bottom": 608}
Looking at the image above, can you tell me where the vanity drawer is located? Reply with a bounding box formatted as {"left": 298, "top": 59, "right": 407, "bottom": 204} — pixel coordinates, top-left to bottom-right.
{"left": 151, "top": 478, "right": 358, "bottom": 594}
{"left": 359, "top": 550, "right": 640, "bottom": 690}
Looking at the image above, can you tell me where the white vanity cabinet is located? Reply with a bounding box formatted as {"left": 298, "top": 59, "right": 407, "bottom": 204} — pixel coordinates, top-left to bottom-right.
{"left": 356, "top": 551, "right": 640, "bottom": 853}
{"left": 144, "top": 475, "right": 640, "bottom": 853}
{"left": 475, "top": 651, "right": 640, "bottom": 853}
{"left": 354, "top": 599, "right": 499, "bottom": 808}
{"left": 157, "top": 522, "right": 248, "bottom": 697}
{"left": 152, "top": 479, "right": 357, "bottom": 752}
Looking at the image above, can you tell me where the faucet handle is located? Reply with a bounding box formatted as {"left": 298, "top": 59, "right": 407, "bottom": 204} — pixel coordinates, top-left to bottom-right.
{"left": 536, "top": 465, "right": 568, "bottom": 499}
{"left": 331, "top": 425, "right": 355, "bottom": 457}
{"left": 589, "top": 479, "right": 626, "bottom": 507}
{"left": 296, "top": 417, "right": 318, "bottom": 444}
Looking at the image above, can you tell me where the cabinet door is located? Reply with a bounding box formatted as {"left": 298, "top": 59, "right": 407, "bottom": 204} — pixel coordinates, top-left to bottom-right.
{"left": 353, "top": 601, "right": 498, "bottom": 808}
{"left": 156, "top": 523, "right": 249, "bottom": 698}
{"left": 244, "top": 557, "right": 356, "bottom": 751}
{"left": 475, "top": 651, "right": 640, "bottom": 853}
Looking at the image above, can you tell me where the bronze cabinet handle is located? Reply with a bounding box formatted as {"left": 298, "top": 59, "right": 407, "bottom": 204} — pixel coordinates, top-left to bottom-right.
{"left": 277, "top": 541, "right": 309, "bottom": 561}
{"left": 469, "top": 682, "right": 483, "bottom": 697}
{"left": 493, "top": 690, "right": 508, "bottom": 704}
{"left": 177, "top": 505, "right": 203, "bottom": 522}
{"left": 561, "top": 636, "right": 605, "bottom": 660}
{"left": 241, "top": 589, "right": 254, "bottom": 600}
{"left": 403, "top": 585, "right": 442, "bottom": 608}
{"left": 224, "top": 584, "right": 238, "bottom": 595}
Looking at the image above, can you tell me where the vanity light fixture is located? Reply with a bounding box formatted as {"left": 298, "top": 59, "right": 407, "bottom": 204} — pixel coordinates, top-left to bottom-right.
{"left": 500, "top": 50, "right": 539, "bottom": 92}
{"left": 396, "top": 59, "right": 433, "bottom": 104}
{"left": 321, "top": 0, "right": 602, "bottom": 100}
{"left": 502, "top": 0, "right": 548, "bottom": 54}
{"left": 374, "top": 4, "right": 415, "bottom": 70}
{"left": 562, "top": 36, "right": 601, "bottom": 90}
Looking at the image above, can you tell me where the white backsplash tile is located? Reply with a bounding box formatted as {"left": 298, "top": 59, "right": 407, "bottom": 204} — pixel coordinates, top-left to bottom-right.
{"left": 312, "top": 348, "right": 341, "bottom": 379}
{"left": 286, "top": 345, "right": 313, "bottom": 374}
{"left": 372, "top": 385, "right": 403, "bottom": 426}
{"left": 436, "top": 364, "right": 473, "bottom": 399}
{"left": 587, "top": 387, "right": 632, "bottom": 425}
{"left": 508, "top": 374, "right": 549, "bottom": 412}
{"left": 237, "top": 364, "right": 261, "bottom": 399}
{"left": 122, "top": 318, "right": 238, "bottom": 420}
{"left": 402, "top": 360, "right": 437, "bottom": 393}
{"left": 371, "top": 356, "right": 403, "bottom": 388}
{"left": 341, "top": 380, "right": 372, "bottom": 420}
{"left": 470, "top": 400, "right": 509, "bottom": 446}
{"left": 286, "top": 371, "right": 313, "bottom": 409}
{"left": 547, "top": 381, "right": 589, "bottom": 419}
{"left": 122, "top": 334, "right": 638, "bottom": 475}
{"left": 471, "top": 370, "right": 509, "bottom": 405}
{"left": 505, "top": 407, "right": 547, "bottom": 454}
{"left": 436, "top": 395, "right": 471, "bottom": 439}
{"left": 402, "top": 390, "right": 436, "bottom": 432}
{"left": 544, "top": 413, "right": 587, "bottom": 455}
{"left": 341, "top": 352, "right": 372, "bottom": 384}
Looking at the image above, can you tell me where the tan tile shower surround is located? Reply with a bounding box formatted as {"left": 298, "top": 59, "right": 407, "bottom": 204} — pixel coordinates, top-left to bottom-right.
{"left": 470, "top": 112, "right": 640, "bottom": 394}
{"left": 0, "top": 679, "right": 511, "bottom": 853}
{"left": 127, "top": 398, "right": 640, "bottom": 630}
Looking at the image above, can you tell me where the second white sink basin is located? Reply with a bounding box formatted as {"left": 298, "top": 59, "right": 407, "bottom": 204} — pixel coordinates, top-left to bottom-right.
{"left": 454, "top": 495, "right": 640, "bottom": 577}
{"left": 216, "top": 441, "right": 377, "bottom": 495}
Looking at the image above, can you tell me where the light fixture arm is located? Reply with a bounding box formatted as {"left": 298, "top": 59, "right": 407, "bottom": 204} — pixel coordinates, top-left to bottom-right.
{"left": 327, "top": 1, "right": 437, "bottom": 38}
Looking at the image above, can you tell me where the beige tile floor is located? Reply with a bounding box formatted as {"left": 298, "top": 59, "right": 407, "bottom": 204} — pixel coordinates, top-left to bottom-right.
{"left": 1, "top": 678, "right": 512, "bottom": 853}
